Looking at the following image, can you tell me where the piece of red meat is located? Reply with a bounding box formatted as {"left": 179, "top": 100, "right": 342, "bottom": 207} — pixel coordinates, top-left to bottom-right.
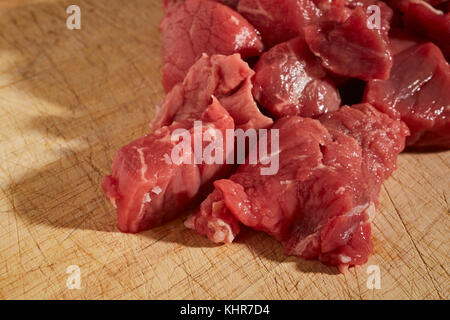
{"left": 186, "top": 104, "right": 408, "bottom": 268}
{"left": 102, "top": 97, "right": 235, "bottom": 233}
{"left": 364, "top": 42, "right": 450, "bottom": 148}
{"left": 346, "top": 0, "right": 404, "bottom": 32}
{"left": 304, "top": 6, "right": 393, "bottom": 80}
{"left": 184, "top": 187, "right": 241, "bottom": 243}
{"left": 152, "top": 53, "right": 273, "bottom": 131}
{"left": 402, "top": 1, "right": 450, "bottom": 61}
{"left": 346, "top": 0, "right": 394, "bottom": 35}
{"left": 103, "top": 53, "right": 273, "bottom": 233}
{"left": 237, "top": 0, "right": 350, "bottom": 48}
{"left": 160, "top": 0, "right": 263, "bottom": 92}
{"left": 236, "top": 0, "right": 311, "bottom": 49}
{"left": 252, "top": 37, "right": 341, "bottom": 118}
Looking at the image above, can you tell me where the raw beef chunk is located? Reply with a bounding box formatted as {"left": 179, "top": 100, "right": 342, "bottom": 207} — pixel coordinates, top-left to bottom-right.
{"left": 345, "top": 0, "right": 394, "bottom": 37}
{"left": 237, "top": 0, "right": 393, "bottom": 80}
{"left": 237, "top": 0, "right": 350, "bottom": 48}
{"left": 237, "top": 0, "right": 313, "bottom": 48}
{"left": 103, "top": 53, "right": 273, "bottom": 233}
{"left": 184, "top": 188, "right": 241, "bottom": 243}
{"left": 160, "top": 0, "right": 263, "bottom": 92}
{"left": 186, "top": 104, "right": 409, "bottom": 268}
{"left": 304, "top": 6, "right": 393, "bottom": 80}
{"left": 402, "top": 1, "right": 450, "bottom": 61}
{"left": 102, "top": 98, "right": 235, "bottom": 233}
{"left": 364, "top": 42, "right": 450, "bottom": 148}
{"left": 252, "top": 37, "right": 341, "bottom": 118}
{"left": 152, "top": 53, "right": 273, "bottom": 131}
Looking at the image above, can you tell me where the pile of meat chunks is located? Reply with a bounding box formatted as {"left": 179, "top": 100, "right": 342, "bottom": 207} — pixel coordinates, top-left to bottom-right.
{"left": 102, "top": 0, "right": 450, "bottom": 270}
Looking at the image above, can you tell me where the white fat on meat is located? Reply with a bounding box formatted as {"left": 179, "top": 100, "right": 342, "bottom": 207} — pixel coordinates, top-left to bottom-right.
{"left": 208, "top": 219, "right": 235, "bottom": 243}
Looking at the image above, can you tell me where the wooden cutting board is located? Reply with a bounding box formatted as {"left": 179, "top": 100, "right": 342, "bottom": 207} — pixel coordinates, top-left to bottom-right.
{"left": 0, "top": 0, "right": 448, "bottom": 300}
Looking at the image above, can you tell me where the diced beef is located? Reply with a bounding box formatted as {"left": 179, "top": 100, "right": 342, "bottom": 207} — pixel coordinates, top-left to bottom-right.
{"left": 184, "top": 188, "right": 241, "bottom": 243}
{"left": 103, "top": 53, "right": 273, "bottom": 233}
{"left": 402, "top": 1, "right": 450, "bottom": 61}
{"left": 252, "top": 37, "right": 341, "bottom": 118}
{"left": 102, "top": 0, "right": 448, "bottom": 269}
{"left": 237, "top": 0, "right": 350, "bottom": 48}
{"left": 160, "top": 0, "right": 263, "bottom": 92}
{"left": 346, "top": 0, "right": 394, "bottom": 35}
{"left": 152, "top": 53, "right": 273, "bottom": 131}
{"left": 318, "top": 104, "right": 408, "bottom": 190}
{"left": 364, "top": 42, "right": 450, "bottom": 148}
{"left": 304, "top": 6, "right": 393, "bottom": 80}
{"left": 236, "top": 0, "right": 310, "bottom": 49}
{"left": 186, "top": 104, "right": 408, "bottom": 268}
{"left": 237, "top": 0, "right": 394, "bottom": 80}
{"left": 102, "top": 98, "right": 235, "bottom": 233}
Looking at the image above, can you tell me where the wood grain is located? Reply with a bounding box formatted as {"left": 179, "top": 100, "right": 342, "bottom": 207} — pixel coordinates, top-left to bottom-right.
{"left": 0, "top": 0, "right": 448, "bottom": 299}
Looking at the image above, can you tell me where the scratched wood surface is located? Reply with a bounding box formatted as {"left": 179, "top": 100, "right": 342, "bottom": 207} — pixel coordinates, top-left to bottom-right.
{"left": 0, "top": 0, "right": 448, "bottom": 300}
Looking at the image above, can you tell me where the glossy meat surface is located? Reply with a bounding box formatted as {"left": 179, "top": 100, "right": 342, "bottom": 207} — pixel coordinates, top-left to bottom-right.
{"left": 364, "top": 42, "right": 450, "bottom": 147}
{"left": 153, "top": 53, "right": 273, "bottom": 131}
{"left": 304, "top": 6, "right": 393, "bottom": 80}
{"left": 237, "top": 0, "right": 350, "bottom": 48}
{"left": 103, "top": 98, "right": 235, "bottom": 233}
{"left": 161, "top": 0, "right": 263, "bottom": 92}
{"left": 252, "top": 37, "right": 341, "bottom": 118}
{"left": 403, "top": 1, "right": 450, "bottom": 61}
{"left": 103, "top": 53, "right": 272, "bottom": 233}
{"left": 186, "top": 104, "right": 409, "bottom": 267}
